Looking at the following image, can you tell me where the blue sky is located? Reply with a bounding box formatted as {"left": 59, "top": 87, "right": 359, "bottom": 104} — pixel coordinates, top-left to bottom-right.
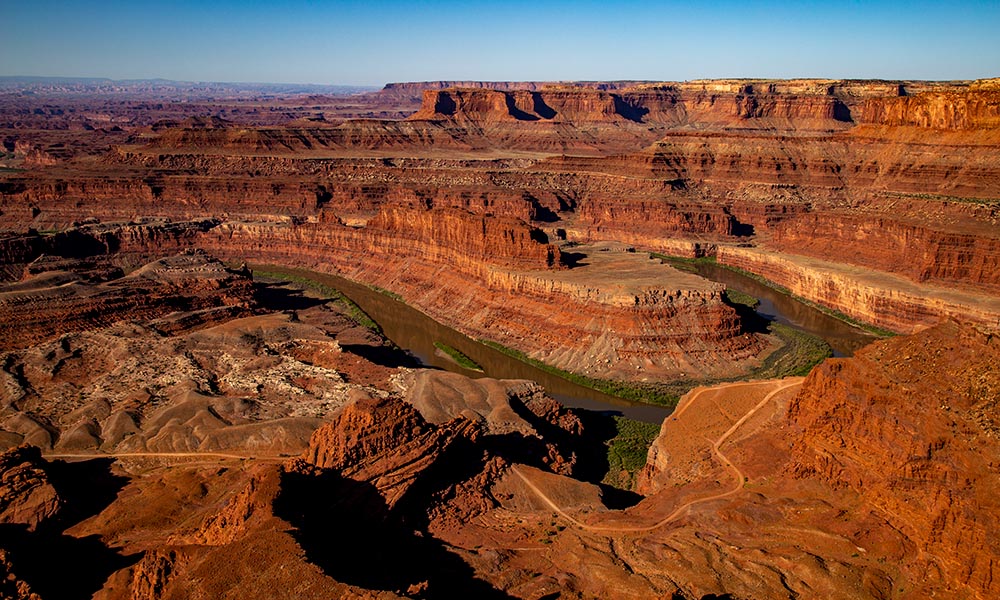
{"left": 1, "top": 1, "right": 998, "bottom": 85}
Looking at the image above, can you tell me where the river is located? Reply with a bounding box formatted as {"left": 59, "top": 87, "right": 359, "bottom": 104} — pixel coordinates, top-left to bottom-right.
{"left": 255, "top": 263, "right": 876, "bottom": 423}
{"left": 680, "top": 261, "right": 878, "bottom": 357}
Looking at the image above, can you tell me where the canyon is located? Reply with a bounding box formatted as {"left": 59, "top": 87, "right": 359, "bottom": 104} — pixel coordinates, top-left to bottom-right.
{"left": 0, "top": 77, "right": 999, "bottom": 598}
{"left": 4, "top": 78, "right": 999, "bottom": 342}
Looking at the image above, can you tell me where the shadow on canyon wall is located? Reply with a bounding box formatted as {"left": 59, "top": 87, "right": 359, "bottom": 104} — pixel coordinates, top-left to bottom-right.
{"left": 2, "top": 457, "right": 136, "bottom": 600}
{"left": 276, "top": 469, "right": 516, "bottom": 599}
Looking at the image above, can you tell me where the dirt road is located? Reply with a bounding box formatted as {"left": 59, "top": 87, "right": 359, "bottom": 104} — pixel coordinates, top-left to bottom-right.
{"left": 512, "top": 378, "right": 804, "bottom": 534}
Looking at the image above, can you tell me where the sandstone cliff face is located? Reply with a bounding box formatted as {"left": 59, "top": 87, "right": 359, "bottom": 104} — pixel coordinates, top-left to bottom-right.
{"left": 145, "top": 121, "right": 471, "bottom": 153}
{"left": 576, "top": 127, "right": 999, "bottom": 203}
{"left": 186, "top": 220, "right": 764, "bottom": 380}
{"left": 381, "top": 80, "right": 645, "bottom": 94}
{"left": 376, "top": 79, "right": 648, "bottom": 109}
{"left": 860, "top": 90, "right": 1000, "bottom": 129}
{"left": 410, "top": 85, "right": 852, "bottom": 130}
{"left": 369, "top": 204, "right": 561, "bottom": 269}
{"left": 125, "top": 549, "right": 182, "bottom": 600}
{"left": 769, "top": 211, "right": 1000, "bottom": 292}
{"left": 786, "top": 321, "right": 1000, "bottom": 595}
{"left": 536, "top": 127, "right": 1000, "bottom": 307}
{"left": 2, "top": 163, "right": 553, "bottom": 228}
{"left": 10, "top": 209, "right": 763, "bottom": 382}
{"left": 4, "top": 78, "right": 999, "bottom": 353}
{"left": 110, "top": 462, "right": 388, "bottom": 600}
{"left": 196, "top": 465, "right": 284, "bottom": 546}
{"left": 411, "top": 88, "right": 680, "bottom": 125}
{"left": 576, "top": 194, "right": 740, "bottom": 243}
{"left": 677, "top": 79, "right": 904, "bottom": 97}
{"left": 682, "top": 92, "right": 851, "bottom": 129}
{"left": 716, "top": 245, "right": 1000, "bottom": 333}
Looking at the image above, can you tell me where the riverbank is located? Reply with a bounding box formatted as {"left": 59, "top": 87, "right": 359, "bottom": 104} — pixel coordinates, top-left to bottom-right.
{"left": 248, "top": 263, "right": 834, "bottom": 411}
{"left": 654, "top": 253, "right": 895, "bottom": 337}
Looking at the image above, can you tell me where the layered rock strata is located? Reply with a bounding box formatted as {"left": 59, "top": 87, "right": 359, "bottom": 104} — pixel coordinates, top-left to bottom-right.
{"left": 2, "top": 297, "right": 999, "bottom": 598}
{"left": 0, "top": 210, "right": 766, "bottom": 381}
{"left": 2, "top": 78, "right": 999, "bottom": 356}
{"left": 190, "top": 219, "right": 767, "bottom": 380}
{"left": 0, "top": 250, "right": 253, "bottom": 351}
{"left": 0, "top": 255, "right": 410, "bottom": 453}
{"left": 716, "top": 245, "right": 1000, "bottom": 333}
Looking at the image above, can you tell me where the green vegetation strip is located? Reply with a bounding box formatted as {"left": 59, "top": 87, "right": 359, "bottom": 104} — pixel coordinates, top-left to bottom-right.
{"left": 367, "top": 284, "right": 403, "bottom": 301}
{"left": 603, "top": 416, "right": 661, "bottom": 490}
{"left": 723, "top": 287, "right": 760, "bottom": 309}
{"left": 652, "top": 253, "right": 896, "bottom": 337}
{"left": 251, "top": 267, "right": 382, "bottom": 333}
{"left": 477, "top": 339, "right": 680, "bottom": 407}
{"left": 433, "top": 341, "right": 484, "bottom": 372}
{"left": 755, "top": 322, "right": 833, "bottom": 378}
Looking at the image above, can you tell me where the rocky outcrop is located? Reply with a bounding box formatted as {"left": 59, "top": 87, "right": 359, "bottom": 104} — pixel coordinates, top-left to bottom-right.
{"left": 126, "top": 549, "right": 182, "bottom": 600}
{"left": 401, "top": 372, "right": 584, "bottom": 475}
{"left": 4, "top": 78, "right": 999, "bottom": 354}
{"left": 302, "top": 396, "right": 482, "bottom": 509}
{"left": 0, "top": 445, "right": 61, "bottom": 530}
{"left": 2, "top": 80, "right": 996, "bottom": 343}
{"left": 377, "top": 80, "right": 650, "bottom": 109}
{"left": 113, "top": 462, "right": 395, "bottom": 600}
{"left": 0, "top": 221, "right": 220, "bottom": 268}
{"left": 786, "top": 321, "right": 1000, "bottom": 595}
{"left": 190, "top": 221, "right": 764, "bottom": 380}
{"left": 0, "top": 162, "right": 561, "bottom": 229}
{"left": 5, "top": 212, "right": 763, "bottom": 381}
{"left": 575, "top": 194, "right": 742, "bottom": 242}
{"left": 381, "top": 80, "right": 646, "bottom": 95}
{"left": 0, "top": 307, "right": 370, "bottom": 453}
{"left": 410, "top": 83, "right": 854, "bottom": 130}
{"left": 403, "top": 371, "right": 565, "bottom": 436}
{"left": 145, "top": 120, "right": 471, "bottom": 154}
{"left": 3, "top": 77, "right": 1000, "bottom": 599}
{"left": 197, "top": 465, "right": 284, "bottom": 546}
{"left": 409, "top": 88, "right": 677, "bottom": 125}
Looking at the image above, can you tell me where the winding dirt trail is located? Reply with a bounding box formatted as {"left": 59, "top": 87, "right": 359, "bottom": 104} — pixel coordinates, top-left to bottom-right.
{"left": 512, "top": 378, "right": 804, "bottom": 535}
{"left": 44, "top": 379, "right": 802, "bottom": 536}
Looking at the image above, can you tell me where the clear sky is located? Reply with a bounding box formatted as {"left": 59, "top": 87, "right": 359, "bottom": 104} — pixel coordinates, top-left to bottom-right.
{"left": 2, "top": 0, "right": 998, "bottom": 86}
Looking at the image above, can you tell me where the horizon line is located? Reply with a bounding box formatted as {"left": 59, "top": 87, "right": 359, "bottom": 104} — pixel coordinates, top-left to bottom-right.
{"left": 2, "top": 74, "right": 997, "bottom": 90}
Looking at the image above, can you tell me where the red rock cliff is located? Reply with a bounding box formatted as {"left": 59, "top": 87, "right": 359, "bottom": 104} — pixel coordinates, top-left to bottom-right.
{"left": 410, "top": 84, "right": 850, "bottom": 128}
{"left": 786, "top": 321, "right": 1000, "bottom": 595}
{"left": 368, "top": 204, "right": 561, "bottom": 269}
{"left": 860, "top": 89, "right": 1000, "bottom": 129}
